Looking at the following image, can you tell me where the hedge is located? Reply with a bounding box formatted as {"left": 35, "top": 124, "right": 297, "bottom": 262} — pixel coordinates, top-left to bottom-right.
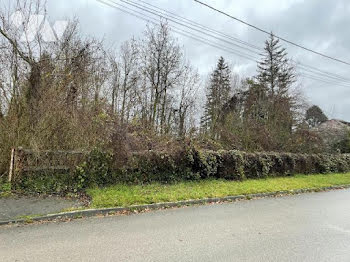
{"left": 125, "top": 149, "right": 350, "bottom": 182}
{"left": 12, "top": 148, "right": 350, "bottom": 194}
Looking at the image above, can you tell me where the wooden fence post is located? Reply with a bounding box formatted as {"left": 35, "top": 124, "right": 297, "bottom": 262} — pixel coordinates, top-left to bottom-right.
{"left": 8, "top": 148, "right": 15, "bottom": 182}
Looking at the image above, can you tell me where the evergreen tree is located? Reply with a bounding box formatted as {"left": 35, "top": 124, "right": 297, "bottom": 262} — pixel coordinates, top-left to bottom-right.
{"left": 256, "top": 33, "right": 296, "bottom": 148}
{"left": 243, "top": 79, "right": 269, "bottom": 123}
{"left": 257, "top": 33, "right": 295, "bottom": 97}
{"left": 305, "top": 105, "right": 328, "bottom": 127}
{"left": 201, "top": 57, "right": 232, "bottom": 137}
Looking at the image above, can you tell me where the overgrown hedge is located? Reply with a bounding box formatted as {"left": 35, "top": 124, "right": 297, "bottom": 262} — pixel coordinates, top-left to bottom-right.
{"left": 13, "top": 148, "right": 350, "bottom": 194}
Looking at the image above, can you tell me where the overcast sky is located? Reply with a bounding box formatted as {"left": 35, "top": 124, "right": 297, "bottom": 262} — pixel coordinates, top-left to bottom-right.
{"left": 44, "top": 0, "right": 350, "bottom": 121}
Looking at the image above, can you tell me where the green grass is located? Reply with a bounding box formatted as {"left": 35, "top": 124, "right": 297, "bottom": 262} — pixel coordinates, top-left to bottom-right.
{"left": 87, "top": 173, "right": 350, "bottom": 208}
{"left": 0, "top": 182, "right": 12, "bottom": 198}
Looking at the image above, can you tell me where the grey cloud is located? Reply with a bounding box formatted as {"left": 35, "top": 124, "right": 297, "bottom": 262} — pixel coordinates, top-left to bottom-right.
{"left": 45, "top": 0, "right": 350, "bottom": 120}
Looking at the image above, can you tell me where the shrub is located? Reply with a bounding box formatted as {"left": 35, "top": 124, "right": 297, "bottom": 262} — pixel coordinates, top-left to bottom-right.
{"left": 192, "top": 150, "right": 220, "bottom": 179}
{"left": 13, "top": 170, "right": 74, "bottom": 194}
{"left": 11, "top": 147, "right": 350, "bottom": 194}
{"left": 13, "top": 149, "right": 115, "bottom": 193}
{"left": 73, "top": 149, "right": 114, "bottom": 189}
{"left": 216, "top": 150, "right": 245, "bottom": 180}
{"left": 333, "top": 132, "right": 350, "bottom": 153}
{"left": 125, "top": 147, "right": 198, "bottom": 183}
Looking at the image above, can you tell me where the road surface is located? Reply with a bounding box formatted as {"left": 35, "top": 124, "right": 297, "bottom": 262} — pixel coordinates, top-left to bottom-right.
{"left": 1, "top": 189, "right": 350, "bottom": 261}
{"left": 0, "top": 196, "right": 83, "bottom": 221}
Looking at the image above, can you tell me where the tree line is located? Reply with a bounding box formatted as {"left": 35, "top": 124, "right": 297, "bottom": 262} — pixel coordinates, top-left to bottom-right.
{"left": 0, "top": 0, "right": 333, "bottom": 174}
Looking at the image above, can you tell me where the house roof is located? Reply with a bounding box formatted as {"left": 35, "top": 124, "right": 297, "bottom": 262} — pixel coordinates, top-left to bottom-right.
{"left": 314, "top": 119, "right": 350, "bottom": 147}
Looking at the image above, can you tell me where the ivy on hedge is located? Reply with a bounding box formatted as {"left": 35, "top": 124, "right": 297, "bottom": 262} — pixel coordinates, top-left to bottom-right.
{"left": 13, "top": 148, "right": 350, "bottom": 194}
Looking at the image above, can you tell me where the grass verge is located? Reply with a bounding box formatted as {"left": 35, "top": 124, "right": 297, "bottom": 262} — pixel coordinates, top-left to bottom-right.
{"left": 0, "top": 182, "right": 12, "bottom": 198}
{"left": 87, "top": 173, "right": 350, "bottom": 208}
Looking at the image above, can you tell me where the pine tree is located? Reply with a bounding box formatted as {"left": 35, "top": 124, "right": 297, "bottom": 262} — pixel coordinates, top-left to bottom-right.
{"left": 201, "top": 57, "right": 232, "bottom": 137}
{"left": 255, "top": 33, "right": 296, "bottom": 147}
{"left": 257, "top": 33, "right": 295, "bottom": 97}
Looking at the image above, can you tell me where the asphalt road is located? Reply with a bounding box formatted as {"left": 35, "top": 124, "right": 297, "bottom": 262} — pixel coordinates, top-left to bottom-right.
{"left": 1, "top": 189, "right": 350, "bottom": 262}
{"left": 0, "top": 196, "right": 83, "bottom": 221}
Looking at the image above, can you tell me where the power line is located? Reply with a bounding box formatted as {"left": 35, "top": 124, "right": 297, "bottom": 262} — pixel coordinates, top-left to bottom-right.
{"left": 118, "top": 0, "right": 350, "bottom": 85}
{"left": 100, "top": 0, "right": 260, "bottom": 59}
{"left": 114, "top": 0, "right": 350, "bottom": 84}
{"left": 300, "top": 72, "right": 350, "bottom": 88}
{"left": 296, "top": 63, "right": 350, "bottom": 84}
{"left": 126, "top": 0, "right": 350, "bottom": 84}
{"left": 117, "top": 0, "right": 261, "bottom": 56}
{"left": 104, "top": 0, "right": 347, "bottom": 87}
{"left": 294, "top": 60, "right": 350, "bottom": 82}
{"left": 97, "top": 0, "right": 259, "bottom": 61}
{"left": 97, "top": 0, "right": 350, "bottom": 87}
{"left": 194, "top": 0, "right": 350, "bottom": 66}
{"left": 134, "top": 0, "right": 262, "bottom": 51}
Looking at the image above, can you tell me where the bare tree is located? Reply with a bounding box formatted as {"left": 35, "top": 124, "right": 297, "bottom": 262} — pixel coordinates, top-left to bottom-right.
{"left": 0, "top": 0, "right": 48, "bottom": 118}
{"left": 108, "top": 53, "right": 120, "bottom": 115}
{"left": 140, "top": 21, "right": 183, "bottom": 131}
{"left": 118, "top": 38, "right": 139, "bottom": 122}
{"left": 176, "top": 64, "right": 200, "bottom": 137}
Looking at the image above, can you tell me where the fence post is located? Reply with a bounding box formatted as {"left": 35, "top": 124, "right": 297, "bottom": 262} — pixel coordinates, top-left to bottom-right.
{"left": 8, "top": 148, "right": 15, "bottom": 182}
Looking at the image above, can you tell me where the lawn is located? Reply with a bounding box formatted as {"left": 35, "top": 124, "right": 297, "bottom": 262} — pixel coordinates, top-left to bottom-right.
{"left": 87, "top": 173, "right": 350, "bottom": 208}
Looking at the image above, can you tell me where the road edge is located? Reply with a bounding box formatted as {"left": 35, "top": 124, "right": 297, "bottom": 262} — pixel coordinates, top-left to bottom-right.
{"left": 1, "top": 184, "right": 350, "bottom": 226}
